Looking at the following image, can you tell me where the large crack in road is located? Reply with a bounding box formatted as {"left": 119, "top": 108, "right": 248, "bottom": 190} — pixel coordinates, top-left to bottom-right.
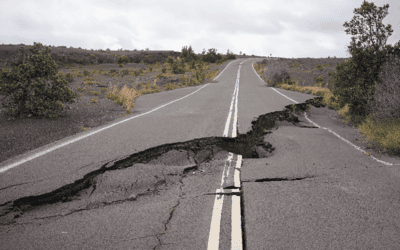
{"left": 0, "top": 97, "right": 324, "bottom": 226}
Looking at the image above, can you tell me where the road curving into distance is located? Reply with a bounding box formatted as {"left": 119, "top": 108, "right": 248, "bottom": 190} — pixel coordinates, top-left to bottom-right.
{"left": 1, "top": 58, "right": 400, "bottom": 249}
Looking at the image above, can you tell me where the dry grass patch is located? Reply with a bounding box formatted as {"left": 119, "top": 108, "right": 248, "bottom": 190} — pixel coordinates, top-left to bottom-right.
{"left": 359, "top": 117, "right": 400, "bottom": 155}
{"left": 105, "top": 84, "right": 140, "bottom": 115}
{"left": 254, "top": 58, "right": 400, "bottom": 156}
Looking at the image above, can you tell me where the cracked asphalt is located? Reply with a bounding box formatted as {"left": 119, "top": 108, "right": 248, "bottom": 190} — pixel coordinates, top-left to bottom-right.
{"left": 1, "top": 58, "right": 400, "bottom": 249}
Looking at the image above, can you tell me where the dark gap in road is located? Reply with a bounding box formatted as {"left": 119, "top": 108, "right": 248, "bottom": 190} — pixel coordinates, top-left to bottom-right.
{"left": 0, "top": 97, "right": 323, "bottom": 223}
{"left": 241, "top": 185, "right": 247, "bottom": 250}
{"left": 182, "top": 165, "right": 198, "bottom": 174}
{"left": 242, "top": 176, "right": 315, "bottom": 183}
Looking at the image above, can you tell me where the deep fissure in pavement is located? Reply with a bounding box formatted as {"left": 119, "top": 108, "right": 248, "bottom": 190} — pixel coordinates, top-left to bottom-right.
{"left": 242, "top": 176, "right": 315, "bottom": 183}
{"left": 0, "top": 97, "right": 323, "bottom": 224}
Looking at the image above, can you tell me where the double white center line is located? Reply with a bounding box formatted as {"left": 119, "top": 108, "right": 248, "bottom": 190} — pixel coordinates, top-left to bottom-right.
{"left": 208, "top": 61, "right": 247, "bottom": 250}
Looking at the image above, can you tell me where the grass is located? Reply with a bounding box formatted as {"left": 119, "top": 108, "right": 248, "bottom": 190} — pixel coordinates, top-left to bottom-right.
{"left": 0, "top": 44, "right": 234, "bottom": 164}
{"left": 254, "top": 57, "right": 400, "bottom": 156}
{"left": 0, "top": 47, "right": 227, "bottom": 119}
{"left": 358, "top": 117, "right": 400, "bottom": 155}
{"left": 60, "top": 57, "right": 226, "bottom": 117}
{"left": 105, "top": 84, "right": 139, "bottom": 115}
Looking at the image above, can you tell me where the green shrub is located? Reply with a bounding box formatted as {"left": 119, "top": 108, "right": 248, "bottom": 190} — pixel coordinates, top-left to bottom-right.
{"left": 201, "top": 48, "right": 222, "bottom": 63}
{"left": 331, "top": 48, "right": 387, "bottom": 119}
{"left": 168, "top": 58, "right": 185, "bottom": 74}
{"left": 195, "top": 70, "right": 204, "bottom": 82}
{"left": 181, "top": 46, "right": 197, "bottom": 61}
{"left": 132, "top": 57, "right": 141, "bottom": 63}
{"left": 65, "top": 73, "right": 74, "bottom": 83}
{"left": 0, "top": 42, "right": 79, "bottom": 118}
{"left": 313, "top": 75, "right": 324, "bottom": 87}
{"left": 143, "top": 55, "right": 155, "bottom": 64}
{"left": 117, "top": 55, "right": 131, "bottom": 65}
{"left": 163, "top": 83, "right": 179, "bottom": 91}
{"left": 109, "top": 68, "right": 120, "bottom": 77}
{"left": 133, "top": 69, "right": 143, "bottom": 76}
{"left": 226, "top": 53, "right": 236, "bottom": 60}
{"left": 284, "top": 78, "right": 297, "bottom": 85}
{"left": 76, "top": 86, "right": 85, "bottom": 92}
{"left": 167, "top": 56, "right": 174, "bottom": 65}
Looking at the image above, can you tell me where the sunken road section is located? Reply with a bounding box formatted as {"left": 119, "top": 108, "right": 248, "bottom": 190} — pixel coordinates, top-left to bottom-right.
{"left": 0, "top": 97, "right": 324, "bottom": 224}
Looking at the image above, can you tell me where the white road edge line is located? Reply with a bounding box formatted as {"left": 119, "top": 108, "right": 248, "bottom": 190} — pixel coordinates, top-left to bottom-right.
{"left": 251, "top": 61, "right": 398, "bottom": 166}
{"left": 0, "top": 60, "right": 239, "bottom": 174}
{"left": 303, "top": 113, "right": 396, "bottom": 166}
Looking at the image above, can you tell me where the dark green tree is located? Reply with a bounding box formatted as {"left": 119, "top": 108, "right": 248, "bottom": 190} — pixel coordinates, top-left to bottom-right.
{"left": 226, "top": 49, "right": 236, "bottom": 60}
{"left": 0, "top": 42, "right": 79, "bottom": 118}
{"left": 167, "top": 56, "right": 185, "bottom": 74}
{"left": 181, "top": 45, "right": 197, "bottom": 62}
{"left": 117, "top": 55, "right": 131, "bottom": 65}
{"left": 331, "top": 1, "right": 394, "bottom": 120}
{"left": 201, "top": 48, "right": 222, "bottom": 63}
{"left": 344, "top": 1, "right": 393, "bottom": 53}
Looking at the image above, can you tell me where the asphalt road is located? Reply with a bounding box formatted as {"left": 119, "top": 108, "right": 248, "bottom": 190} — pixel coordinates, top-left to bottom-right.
{"left": 1, "top": 58, "right": 400, "bottom": 249}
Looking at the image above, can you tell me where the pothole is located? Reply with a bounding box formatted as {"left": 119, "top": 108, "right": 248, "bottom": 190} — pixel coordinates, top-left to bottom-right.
{"left": 0, "top": 97, "right": 323, "bottom": 223}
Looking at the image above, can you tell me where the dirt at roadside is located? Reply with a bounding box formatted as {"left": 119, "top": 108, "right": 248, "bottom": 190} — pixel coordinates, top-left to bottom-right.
{"left": 0, "top": 60, "right": 232, "bottom": 164}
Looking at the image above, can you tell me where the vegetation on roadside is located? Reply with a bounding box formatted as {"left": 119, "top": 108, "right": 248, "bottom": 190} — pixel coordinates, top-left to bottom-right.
{"left": 0, "top": 43, "right": 80, "bottom": 118}
{"left": 100, "top": 46, "right": 232, "bottom": 115}
{"left": 0, "top": 43, "right": 235, "bottom": 120}
{"left": 255, "top": 1, "right": 400, "bottom": 156}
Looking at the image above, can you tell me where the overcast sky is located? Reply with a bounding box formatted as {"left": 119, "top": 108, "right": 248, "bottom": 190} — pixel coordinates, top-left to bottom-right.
{"left": 1, "top": 0, "right": 399, "bottom": 58}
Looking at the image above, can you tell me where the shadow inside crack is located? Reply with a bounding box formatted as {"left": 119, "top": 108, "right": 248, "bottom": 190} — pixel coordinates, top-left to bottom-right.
{"left": 243, "top": 176, "right": 315, "bottom": 183}
{"left": 0, "top": 97, "right": 324, "bottom": 224}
